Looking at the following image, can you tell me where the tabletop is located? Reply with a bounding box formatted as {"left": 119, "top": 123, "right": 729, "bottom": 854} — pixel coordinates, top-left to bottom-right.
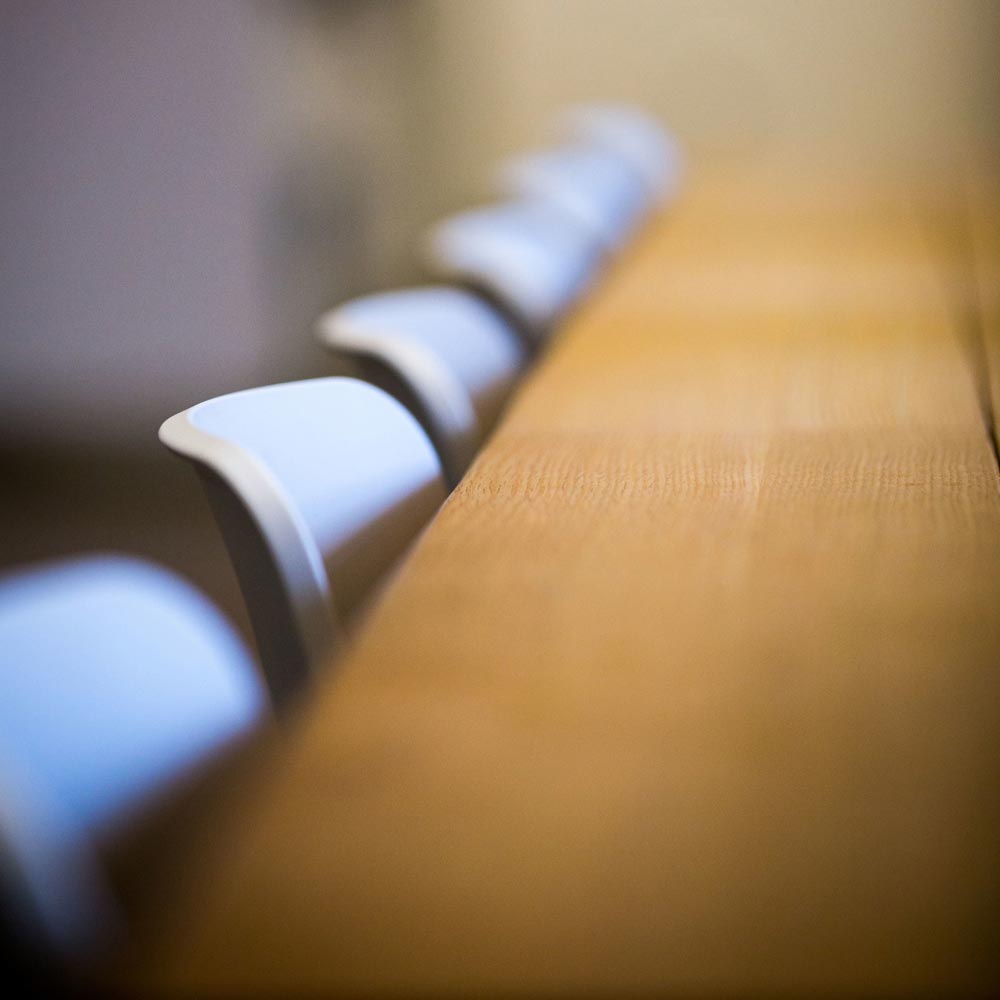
{"left": 138, "top": 163, "right": 1000, "bottom": 997}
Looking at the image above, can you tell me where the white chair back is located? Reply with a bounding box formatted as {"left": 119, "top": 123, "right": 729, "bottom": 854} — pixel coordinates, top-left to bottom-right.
{"left": 159, "top": 378, "right": 446, "bottom": 700}
{"left": 497, "top": 142, "right": 648, "bottom": 252}
{"left": 423, "top": 199, "right": 601, "bottom": 342}
{"left": 560, "top": 103, "right": 682, "bottom": 207}
{"left": 0, "top": 555, "right": 264, "bottom": 958}
{"left": 316, "top": 287, "right": 528, "bottom": 485}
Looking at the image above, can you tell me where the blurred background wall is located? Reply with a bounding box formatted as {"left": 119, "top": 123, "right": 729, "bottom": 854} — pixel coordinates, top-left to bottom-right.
{"left": 1, "top": 0, "right": 998, "bottom": 628}
{"left": 424, "top": 0, "right": 1000, "bottom": 190}
{"left": 3, "top": 0, "right": 999, "bottom": 450}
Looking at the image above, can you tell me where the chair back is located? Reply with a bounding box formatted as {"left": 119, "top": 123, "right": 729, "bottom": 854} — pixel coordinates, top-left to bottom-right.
{"left": 317, "top": 287, "right": 527, "bottom": 484}
{"left": 497, "top": 142, "right": 648, "bottom": 252}
{"left": 160, "top": 378, "right": 446, "bottom": 701}
{"left": 0, "top": 555, "right": 264, "bottom": 958}
{"left": 423, "top": 199, "right": 601, "bottom": 342}
{"left": 561, "top": 103, "right": 682, "bottom": 207}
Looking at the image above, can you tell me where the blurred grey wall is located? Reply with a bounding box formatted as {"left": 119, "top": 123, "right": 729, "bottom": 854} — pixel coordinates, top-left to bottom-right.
{"left": 0, "top": 0, "right": 432, "bottom": 451}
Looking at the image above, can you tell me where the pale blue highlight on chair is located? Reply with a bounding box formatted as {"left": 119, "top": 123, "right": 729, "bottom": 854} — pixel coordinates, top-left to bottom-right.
{"left": 0, "top": 554, "right": 264, "bottom": 955}
{"left": 317, "top": 286, "right": 528, "bottom": 485}
{"left": 497, "top": 142, "right": 649, "bottom": 253}
{"left": 423, "top": 198, "right": 602, "bottom": 342}
{"left": 160, "top": 377, "right": 447, "bottom": 701}
{"left": 560, "top": 102, "right": 684, "bottom": 207}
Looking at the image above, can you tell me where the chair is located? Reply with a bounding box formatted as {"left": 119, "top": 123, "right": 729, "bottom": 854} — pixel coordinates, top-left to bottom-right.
{"left": 0, "top": 554, "right": 264, "bottom": 961}
{"left": 159, "top": 378, "right": 445, "bottom": 702}
{"left": 496, "top": 142, "right": 649, "bottom": 253}
{"left": 316, "top": 287, "right": 528, "bottom": 486}
{"left": 423, "top": 198, "right": 602, "bottom": 343}
{"left": 560, "top": 103, "right": 683, "bottom": 208}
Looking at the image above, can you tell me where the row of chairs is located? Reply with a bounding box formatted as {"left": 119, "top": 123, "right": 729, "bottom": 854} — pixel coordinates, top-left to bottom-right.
{"left": 161, "top": 104, "right": 679, "bottom": 701}
{"left": 0, "top": 104, "right": 680, "bottom": 969}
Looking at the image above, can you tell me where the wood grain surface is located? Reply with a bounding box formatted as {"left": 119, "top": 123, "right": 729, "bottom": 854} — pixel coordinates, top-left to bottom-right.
{"left": 139, "top": 165, "right": 1000, "bottom": 997}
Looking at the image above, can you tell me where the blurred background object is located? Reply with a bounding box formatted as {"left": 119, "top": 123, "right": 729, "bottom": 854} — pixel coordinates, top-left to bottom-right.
{"left": 1, "top": 0, "right": 999, "bottom": 634}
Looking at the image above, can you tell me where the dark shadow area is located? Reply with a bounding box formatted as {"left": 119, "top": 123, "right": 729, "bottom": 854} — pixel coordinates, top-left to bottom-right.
{"left": 0, "top": 448, "right": 253, "bottom": 640}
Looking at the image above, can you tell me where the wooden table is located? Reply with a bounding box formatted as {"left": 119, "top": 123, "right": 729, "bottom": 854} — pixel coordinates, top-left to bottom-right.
{"left": 140, "top": 164, "right": 1000, "bottom": 996}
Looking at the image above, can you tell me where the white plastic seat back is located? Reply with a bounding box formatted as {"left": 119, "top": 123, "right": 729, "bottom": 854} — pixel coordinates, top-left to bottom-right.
{"left": 423, "top": 199, "right": 602, "bottom": 343}
{"left": 0, "top": 555, "right": 264, "bottom": 958}
{"left": 317, "top": 287, "right": 528, "bottom": 485}
{"left": 159, "top": 378, "right": 446, "bottom": 702}
{"left": 497, "top": 142, "right": 649, "bottom": 253}
{"left": 561, "top": 103, "right": 683, "bottom": 207}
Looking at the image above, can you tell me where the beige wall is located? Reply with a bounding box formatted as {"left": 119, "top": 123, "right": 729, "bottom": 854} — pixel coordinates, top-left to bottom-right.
{"left": 413, "top": 0, "right": 1000, "bottom": 204}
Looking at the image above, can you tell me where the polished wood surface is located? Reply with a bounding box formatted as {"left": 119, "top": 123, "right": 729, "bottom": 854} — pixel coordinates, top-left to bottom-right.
{"left": 143, "top": 166, "right": 1000, "bottom": 996}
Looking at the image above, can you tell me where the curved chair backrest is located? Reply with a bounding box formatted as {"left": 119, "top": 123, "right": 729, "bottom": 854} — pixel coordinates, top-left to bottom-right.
{"left": 159, "top": 378, "right": 446, "bottom": 703}
{"left": 423, "top": 199, "right": 602, "bottom": 343}
{"left": 496, "top": 142, "right": 649, "bottom": 253}
{"left": 0, "top": 554, "right": 264, "bottom": 960}
{"left": 560, "top": 103, "right": 682, "bottom": 207}
{"left": 316, "top": 287, "right": 528, "bottom": 486}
